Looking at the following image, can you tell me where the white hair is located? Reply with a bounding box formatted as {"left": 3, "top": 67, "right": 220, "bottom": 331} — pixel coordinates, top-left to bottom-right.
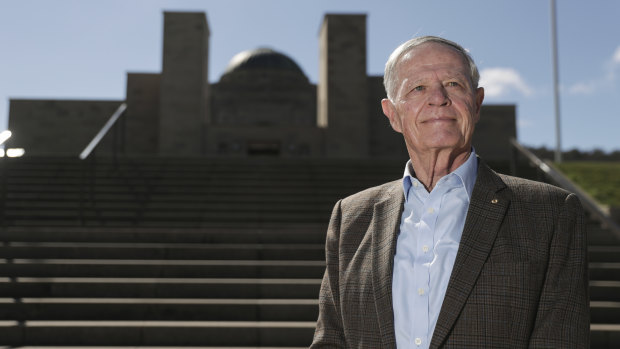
{"left": 383, "top": 36, "right": 480, "bottom": 100}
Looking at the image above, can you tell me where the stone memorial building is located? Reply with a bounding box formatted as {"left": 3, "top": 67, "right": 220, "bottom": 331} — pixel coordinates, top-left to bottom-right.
{"left": 6, "top": 12, "right": 515, "bottom": 161}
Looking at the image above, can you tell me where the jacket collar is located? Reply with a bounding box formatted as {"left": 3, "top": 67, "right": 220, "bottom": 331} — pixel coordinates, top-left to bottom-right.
{"left": 430, "top": 159, "right": 509, "bottom": 348}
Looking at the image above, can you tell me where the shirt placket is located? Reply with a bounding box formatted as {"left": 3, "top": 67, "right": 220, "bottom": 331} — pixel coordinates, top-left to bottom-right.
{"left": 408, "top": 185, "right": 432, "bottom": 348}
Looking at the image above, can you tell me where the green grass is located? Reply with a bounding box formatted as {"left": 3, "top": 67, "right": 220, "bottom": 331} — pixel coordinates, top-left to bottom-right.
{"left": 555, "top": 162, "right": 620, "bottom": 207}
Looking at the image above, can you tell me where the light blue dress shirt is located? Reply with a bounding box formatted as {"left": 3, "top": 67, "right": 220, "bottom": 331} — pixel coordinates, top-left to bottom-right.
{"left": 392, "top": 150, "right": 478, "bottom": 349}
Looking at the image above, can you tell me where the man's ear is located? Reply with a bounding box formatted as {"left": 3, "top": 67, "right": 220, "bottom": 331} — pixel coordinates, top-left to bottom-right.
{"left": 381, "top": 98, "right": 402, "bottom": 133}
{"left": 474, "top": 87, "right": 485, "bottom": 123}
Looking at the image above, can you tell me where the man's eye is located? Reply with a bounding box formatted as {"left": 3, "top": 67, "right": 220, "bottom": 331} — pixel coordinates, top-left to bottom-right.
{"left": 447, "top": 81, "right": 460, "bottom": 87}
{"left": 414, "top": 86, "right": 424, "bottom": 91}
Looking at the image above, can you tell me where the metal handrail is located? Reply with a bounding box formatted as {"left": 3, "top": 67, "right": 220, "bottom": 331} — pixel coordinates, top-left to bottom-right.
{"left": 78, "top": 102, "right": 127, "bottom": 225}
{"left": 510, "top": 138, "right": 620, "bottom": 238}
{"left": 79, "top": 103, "right": 127, "bottom": 160}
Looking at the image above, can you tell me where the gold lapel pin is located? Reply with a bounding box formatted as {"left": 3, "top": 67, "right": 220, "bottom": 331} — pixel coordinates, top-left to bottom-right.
{"left": 491, "top": 198, "right": 498, "bottom": 204}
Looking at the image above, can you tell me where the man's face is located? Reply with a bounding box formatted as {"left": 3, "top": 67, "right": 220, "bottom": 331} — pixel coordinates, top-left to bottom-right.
{"left": 382, "top": 42, "right": 484, "bottom": 157}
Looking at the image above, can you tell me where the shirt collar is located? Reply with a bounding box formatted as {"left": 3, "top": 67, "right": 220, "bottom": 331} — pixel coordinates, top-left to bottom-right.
{"left": 402, "top": 148, "right": 478, "bottom": 202}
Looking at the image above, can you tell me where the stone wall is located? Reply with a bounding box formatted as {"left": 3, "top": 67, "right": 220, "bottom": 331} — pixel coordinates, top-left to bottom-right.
{"left": 211, "top": 71, "right": 316, "bottom": 127}
{"left": 7, "top": 99, "right": 123, "bottom": 156}
{"left": 205, "top": 126, "right": 323, "bottom": 157}
{"left": 125, "top": 73, "right": 160, "bottom": 155}
{"left": 367, "top": 76, "right": 409, "bottom": 161}
{"left": 472, "top": 105, "right": 517, "bottom": 161}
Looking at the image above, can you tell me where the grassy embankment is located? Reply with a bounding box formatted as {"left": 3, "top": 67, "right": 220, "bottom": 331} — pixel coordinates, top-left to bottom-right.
{"left": 555, "top": 162, "right": 620, "bottom": 207}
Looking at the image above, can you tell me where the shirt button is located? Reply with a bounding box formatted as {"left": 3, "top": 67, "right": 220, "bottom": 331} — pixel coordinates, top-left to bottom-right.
{"left": 427, "top": 207, "right": 434, "bottom": 214}
{"left": 418, "top": 288, "right": 425, "bottom": 296}
{"left": 422, "top": 245, "right": 429, "bottom": 253}
{"left": 413, "top": 181, "right": 419, "bottom": 188}
{"left": 415, "top": 337, "right": 422, "bottom": 345}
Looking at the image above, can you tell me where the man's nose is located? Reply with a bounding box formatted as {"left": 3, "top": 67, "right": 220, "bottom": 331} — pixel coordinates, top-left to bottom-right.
{"left": 428, "top": 85, "right": 450, "bottom": 106}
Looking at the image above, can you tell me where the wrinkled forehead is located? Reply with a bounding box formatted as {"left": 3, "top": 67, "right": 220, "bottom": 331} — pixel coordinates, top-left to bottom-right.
{"left": 398, "top": 42, "right": 470, "bottom": 74}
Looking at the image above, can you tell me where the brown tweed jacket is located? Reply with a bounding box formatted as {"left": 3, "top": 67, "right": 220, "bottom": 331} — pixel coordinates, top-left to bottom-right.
{"left": 311, "top": 160, "right": 590, "bottom": 348}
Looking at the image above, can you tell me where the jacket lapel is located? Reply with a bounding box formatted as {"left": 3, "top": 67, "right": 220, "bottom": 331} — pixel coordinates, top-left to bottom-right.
{"left": 430, "top": 162, "right": 510, "bottom": 348}
{"left": 371, "top": 181, "right": 404, "bottom": 348}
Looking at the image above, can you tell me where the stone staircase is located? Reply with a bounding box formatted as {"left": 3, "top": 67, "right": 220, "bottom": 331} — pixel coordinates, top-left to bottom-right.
{"left": 0, "top": 156, "right": 619, "bottom": 347}
{"left": 0, "top": 156, "right": 401, "bottom": 347}
{"left": 586, "top": 222, "right": 620, "bottom": 348}
{"left": 0, "top": 157, "right": 403, "bottom": 227}
{"left": 0, "top": 225, "right": 325, "bottom": 346}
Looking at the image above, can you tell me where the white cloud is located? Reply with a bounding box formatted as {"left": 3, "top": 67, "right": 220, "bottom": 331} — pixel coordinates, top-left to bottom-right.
{"left": 568, "top": 82, "right": 596, "bottom": 95}
{"left": 568, "top": 45, "right": 620, "bottom": 95}
{"left": 517, "top": 118, "right": 535, "bottom": 129}
{"left": 613, "top": 46, "right": 620, "bottom": 64}
{"left": 479, "top": 68, "right": 533, "bottom": 97}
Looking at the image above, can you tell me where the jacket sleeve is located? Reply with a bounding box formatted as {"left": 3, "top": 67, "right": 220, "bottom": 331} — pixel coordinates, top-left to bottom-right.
{"left": 528, "top": 193, "right": 590, "bottom": 348}
{"left": 310, "top": 200, "right": 347, "bottom": 348}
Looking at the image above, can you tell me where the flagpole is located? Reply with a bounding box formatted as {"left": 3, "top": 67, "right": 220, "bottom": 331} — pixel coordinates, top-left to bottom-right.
{"left": 551, "top": 0, "right": 562, "bottom": 163}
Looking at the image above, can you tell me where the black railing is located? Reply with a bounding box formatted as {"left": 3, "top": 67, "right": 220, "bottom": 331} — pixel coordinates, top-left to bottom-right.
{"left": 78, "top": 102, "right": 127, "bottom": 225}
{"left": 80, "top": 103, "right": 127, "bottom": 160}
{"left": 510, "top": 138, "right": 620, "bottom": 239}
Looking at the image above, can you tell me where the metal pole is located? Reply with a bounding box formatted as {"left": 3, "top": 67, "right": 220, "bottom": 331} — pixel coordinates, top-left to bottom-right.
{"left": 551, "top": 0, "right": 562, "bottom": 163}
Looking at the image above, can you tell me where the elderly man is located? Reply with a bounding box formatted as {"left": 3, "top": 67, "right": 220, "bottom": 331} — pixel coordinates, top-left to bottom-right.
{"left": 310, "top": 36, "right": 589, "bottom": 348}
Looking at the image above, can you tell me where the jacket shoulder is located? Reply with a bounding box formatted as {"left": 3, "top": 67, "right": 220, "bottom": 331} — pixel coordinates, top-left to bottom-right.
{"left": 340, "top": 179, "right": 402, "bottom": 209}
{"left": 333, "top": 179, "right": 402, "bottom": 227}
{"left": 494, "top": 173, "right": 579, "bottom": 213}
{"left": 498, "top": 173, "right": 571, "bottom": 197}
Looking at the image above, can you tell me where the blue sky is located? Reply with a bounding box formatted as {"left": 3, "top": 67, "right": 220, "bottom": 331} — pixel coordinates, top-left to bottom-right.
{"left": 1, "top": 0, "right": 619, "bottom": 152}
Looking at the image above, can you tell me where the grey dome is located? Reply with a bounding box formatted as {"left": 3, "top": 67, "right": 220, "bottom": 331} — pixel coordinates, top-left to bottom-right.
{"left": 224, "top": 48, "right": 305, "bottom": 75}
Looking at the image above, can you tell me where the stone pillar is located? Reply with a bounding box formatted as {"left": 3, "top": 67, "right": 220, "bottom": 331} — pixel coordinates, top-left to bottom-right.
{"left": 125, "top": 73, "right": 160, "bottom": 155}
{"left": 318, "top": 14, "right": 368, "bottom": 158}
{"left": 159, "top": 12, "right": 210, "bottom": 155}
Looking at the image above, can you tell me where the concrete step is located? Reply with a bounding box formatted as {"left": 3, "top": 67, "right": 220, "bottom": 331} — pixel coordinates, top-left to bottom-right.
{"left": 6, "top": 299, "right": 617, "bottom": 324}
{"left": 589, "top": 246, "right": 620, "bottom": 263}
{"left": 0, "top": 298, "right": 620, "bottom": 324}
{"left": 4, "top": 201, "right": 335, "bottom": 212}
{"left": 0, "top": 298, "right": 319, "bottom": 322}
{"left": 6, "top": 192, "right": 134, "bottom": 201}
{"left": 3, "top": 156, "right": 402, "bottom": 172}
{"left": 0, "top": 321, "right": 615, "bottom": 347}
{"left": 0, "top": 242, "right": 325, "bottom": 261}
{"left": 6, "top": 276, "right": 620, "bottom": 303}
{"left": 3, "top": 166, "right": 400, "bottom": 180}
{"left": 4, "top": 167, "right": 396, "bottom": 181}
{"left": 591, "top": 324, "right": 620, "bottom": 349}
{"left": 5, "top": 194, "right": 339, "bottom": 207}
{"left": 1, "top": 276, "right": 616, "bottom": 303}
{"left": 3, "top": 210, "right": 333, "bottom": 226}
{"left": 7, "top": 259, "right": 616, "bottom": 282}
{"left": 4, "top": 173, "right": 385, "bottom": 184}
{"left": 0, "top": 277, "right": 321, "bottom": 299}
{"left": 0, "top": 259, "right": 325, "bottom": 279}
{"left": 0, "top": 226, "right": 327, "bottom": 244}
{"left": 590, "top": 263, "right": 620, "bottom": 281}
{"left": 4, "top": 183, "right": 374, "bottom": 196}
{"left": 588, "top": 225, "right": 620, "bottom": 245}
{"left": 1, "top": 218, "right": 317, "bottom": 228}
{"left": 8, "top": 347, "right": 308, "bottom": 349}
{"left": 0, "top": 320, "right": 316, "bottom": 346}
{"left": 591, "top": 281, "right": 620, "bottom": 302}
{"left": 591, "top": 301, "right": 620, "bottom": 324}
